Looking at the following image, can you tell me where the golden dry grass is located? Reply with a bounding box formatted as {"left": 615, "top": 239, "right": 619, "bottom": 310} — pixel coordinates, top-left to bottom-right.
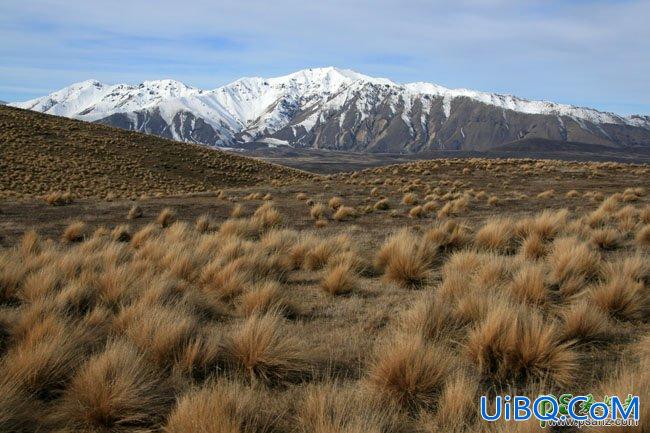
{"left": 0, "top": 105, "right": 312, "bottom": 200}
{"left": 0, "top": 154, "right": 648, "bottom": 432}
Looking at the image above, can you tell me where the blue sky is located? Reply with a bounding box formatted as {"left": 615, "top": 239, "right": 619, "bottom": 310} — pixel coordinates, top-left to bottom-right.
{"left": 1, "top": 0, "right": 648, "bottom": 115}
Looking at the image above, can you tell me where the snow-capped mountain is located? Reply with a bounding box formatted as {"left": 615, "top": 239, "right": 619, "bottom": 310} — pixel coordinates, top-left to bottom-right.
{"left": 10, "top": 67, "right": 650, "bottom": 152}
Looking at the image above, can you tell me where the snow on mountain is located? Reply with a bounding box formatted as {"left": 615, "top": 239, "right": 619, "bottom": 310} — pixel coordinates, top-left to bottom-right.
{"left": 9, "top": 67, "right": 650, "bottom": 152}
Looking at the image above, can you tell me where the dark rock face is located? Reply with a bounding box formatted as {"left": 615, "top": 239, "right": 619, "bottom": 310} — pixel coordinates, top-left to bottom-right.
{"left": 96, "top": 109, "right": 225, "bottom": 146}
{"left": 255, "top": 95, "right": 650, "bottom": 153}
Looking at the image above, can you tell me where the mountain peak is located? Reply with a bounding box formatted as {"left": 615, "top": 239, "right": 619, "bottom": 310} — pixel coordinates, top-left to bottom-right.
{"left": 140, "top": 79, "right": 195, "bottom": 90}
{"left": 9, "top": 67, "right": 650, "bottom": 152}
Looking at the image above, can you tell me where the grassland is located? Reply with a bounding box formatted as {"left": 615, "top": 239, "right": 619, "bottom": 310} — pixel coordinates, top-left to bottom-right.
{"left": 0, "top": 106, "right": 311, "bottom": 200}
{"left": 1, "top": 108, "right": 649, "bottom": 432}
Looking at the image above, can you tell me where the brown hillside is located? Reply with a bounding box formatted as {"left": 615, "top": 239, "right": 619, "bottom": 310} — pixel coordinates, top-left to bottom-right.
{"left": 0, "top": 105, "right": 312, "bottom": 200}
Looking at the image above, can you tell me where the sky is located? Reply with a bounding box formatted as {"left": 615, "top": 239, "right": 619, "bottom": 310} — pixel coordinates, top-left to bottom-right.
{"left": 1, "top": 0, "right": 648, "bottom": 115}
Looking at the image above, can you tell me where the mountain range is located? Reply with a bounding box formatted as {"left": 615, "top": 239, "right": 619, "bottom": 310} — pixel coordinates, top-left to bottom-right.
{"left": 9, "top": 67, "right": 650, "bottom": 153}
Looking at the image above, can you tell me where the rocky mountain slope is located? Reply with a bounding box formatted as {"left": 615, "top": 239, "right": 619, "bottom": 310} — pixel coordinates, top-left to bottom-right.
{"left": 10, "top": 67, "right": 650, "bottom": 153}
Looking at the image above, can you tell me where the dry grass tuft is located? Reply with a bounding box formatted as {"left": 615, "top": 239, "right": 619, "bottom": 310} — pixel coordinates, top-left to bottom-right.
{"left": 547, "top": 237, "right": 601, "bottom": 296}
{"left": 376, "top": 229, "right": 429, "bottom": 288}
{"left": 156, "top": 207, "right": 176, "bottom": 228}
{"left": 475, "top": 217, "right": 515, "bottom": 253}
{"left": 164, "top": 380, "right": 265, "bottom": 433}
{"left": 402, "top": 193, "right": 418, "bottom": 205}
{"left": 408, "top": 205, "right": 424, "bottom": 218}
{"left": 44, "top": 191, "right": 74, "bottom": 206}
{"left": 62, "top": 220, "right": 88, "bottom": 243}
{"left": 195, "top": 214, "right": 213, "bottom": 233}
{"left": 222, "top": 312, "right": 310, "bottom": 384}
{"left": 590, "top": 275, "right": 647, "bottom": 321}
{"left": 127, "top": 204, "right": 142, "bottom": 220}
{"left": 373, "top": 198, "right": 390, "bottom": 211}
{"left": 110, "top": 224, "right": 131, "bottom": 242}
{"left": 239, "top": 281, "right": 296, "bottom": 317}
{"left": 333, "top": 206, "right": 357, "bottom": 221}
{"left": 536, "top": 189, "right": 554, "bottom": 199}
{"left": 50, "top": 340, "right": 174, "bottom": 432}
{"left": 560, "top": 300, "right": 615, "bottom": 344}
{"left": 590, "top": 228, "right": 621, "bottom": 250}
{"left": 296, "top": 383, "right": 404, "bottom": 433}
{"left": 507, "top": 263, "right": 548, "bottom": 306}
{"left": 304, "top": 234, "right": 351, "bottom": 271}
{"left": 466, "top": 304, "right": 577, "bottom": 387}
{"left": 310, "top": 203, "right": 329, "bottom": 220}
{"left": 328, "top": 197, "right": 343, "bottom": 209}
{"left": 368, "top": 333, "right": 451, "bottom": 410}
{"left": 231, "top": 204, "right": 245, "bottom": 218}
{"left": 321, "top": 263, "right": 358, "bottom": 296}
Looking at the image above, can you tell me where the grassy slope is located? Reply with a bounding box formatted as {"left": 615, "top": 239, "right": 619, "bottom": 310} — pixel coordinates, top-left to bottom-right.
{"left": 0, "top": 105, "right": 312, "bottom": 199}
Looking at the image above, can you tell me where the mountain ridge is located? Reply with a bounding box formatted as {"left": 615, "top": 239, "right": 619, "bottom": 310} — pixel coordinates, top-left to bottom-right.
{"left": 9, "top": 67, "right": 650, "bottom": 153}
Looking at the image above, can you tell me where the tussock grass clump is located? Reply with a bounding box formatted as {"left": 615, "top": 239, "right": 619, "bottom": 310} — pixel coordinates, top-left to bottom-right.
{"left": 165, "top": 380, "right": 264, "bottom": 433}
{"left": 547, "top": 236, "right": 601, "bottom": 296}
{"left": 223, "top": 312, "right": 310, "bottom": 385}
{"left": 131, "top": 223, "right": 159, "bottom": 248}
{"left": 114, "top": 302, "right": 198, "bottom": 366}
{"left": 231, "top": 204, "right": 245, "bottom": 218}
{"left": 373, "top": 198, "right": 390, "bottom": 211}
{"left": 519, "top": 233, "right": 546, "bottom": 260}
{"left": 402, "top": 193, "right": 418, "bottom": 205}
{"left": 44, "top": 191, "right": 74, "bottom": 206}
{"left": 422, "top": 200, "right": 438, "bottom": 213}
{"left": 62, "top": 220, "right": 88, "bottom": 243}
{"left": 127, "top": 204, "right": 142, "bottom": 220}
{"left": 466, "top": 304, "right": 577, "bottom": 387}
{"left": 50, "top": 340, "right": 174, "bottom": 432}
{"left": 310, "top": 203, "right": 329, "bottom": 220}
{"left": 368, "top": 333, "right": 451, "bottom": 410}
{"left": 590, "top": 275, "right": 647, "bottom": 322}
{"left": 536, "top": 189, "right": 554, "bottom": 199}
{"left": 328, "top": 197, "right": 343, "bottom": 210}
{"left": 560, "top": 300, "right": 614, "bottom": 344}
{"left": 296, "top": 383, "right": 404, "bottom": 433}
{"left": 156, "top": 207, "right": 176, "bottom": 228}
{"left": 475, "top": 217, "right": 516, "bottom": 254}
{"left": 0, "top": 375, "right": 39, "bottom": 433}
{"left": 507, "top": 263, "right": 548, "bottom": 306}
{"left": 333, "top": 206, "right": 357, "bottom": 221}
{"left": 432, "top": 371, "right": 479, "bottom": 430}
{"left": 19, "top": 229, "right": 41, "bottom": 256}
{"left": 239, "top": 281, "right": 295, "bottom": 317}
{"left": 408, "top": 205, "right": 424, "bottom": 218}
{"left": 111, "top": 224, "right": 131, "bottom": 242}
{"left": 252, "top": 202, "right": 282, "bottom": 229}
{"left": 565, "top": 190, "right": 580, "bottom": 198}
{"left": 321, "top": 263, "right": 358, "bottom": 296}
{"left": 590, "top": 228, "right": 620, "bottom": 250}
{"left": 1, "top": 316, "right": 94, "bottom": 400}
{"left": 436, "top": 196, "right": 469, "bottom": 218}
{"left": 195, "top": 214, "right": 213, "bottom": 233}
{"left": 515, "top": 209, "right": 568, "bottom": 241}
{"left": 376, "top": 229, "right": 429, "bottom": 288}
{"left": 304, "top": 234, "right": 351, "bottom": 271}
